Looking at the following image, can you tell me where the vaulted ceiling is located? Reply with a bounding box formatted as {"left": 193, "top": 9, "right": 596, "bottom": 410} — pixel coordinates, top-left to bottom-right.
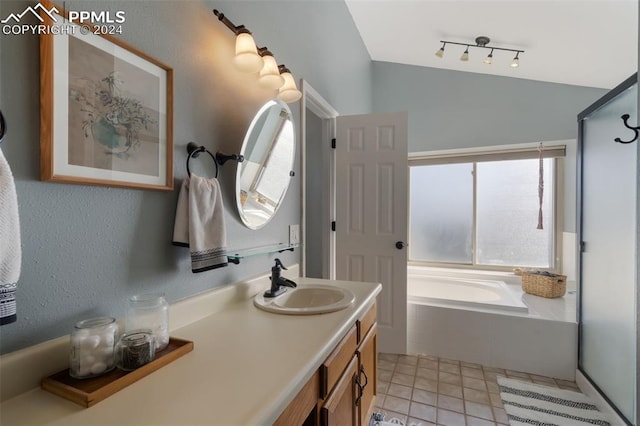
{"left": 345, "top": 0, "right": 638, "bottom": 89}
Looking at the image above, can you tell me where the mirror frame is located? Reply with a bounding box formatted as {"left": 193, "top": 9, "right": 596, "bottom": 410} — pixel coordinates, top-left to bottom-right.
{"left": 235, "top": 99, "right": 296, "bottom": 230}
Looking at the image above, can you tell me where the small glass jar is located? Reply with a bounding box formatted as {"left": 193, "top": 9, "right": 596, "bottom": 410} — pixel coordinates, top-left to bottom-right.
{"left": 115, "top": 330, "right": 156, "bottom": 371}
{"left": 126, "top": 293, "right": 169, "bottom": 351}
{"left": 70, "top": 316, "right": 118, "bottom": 379}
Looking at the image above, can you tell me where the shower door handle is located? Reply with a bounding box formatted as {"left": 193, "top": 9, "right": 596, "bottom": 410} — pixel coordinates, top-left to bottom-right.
{"left": 395, "top": 241, "right": 407, "bottom": 250}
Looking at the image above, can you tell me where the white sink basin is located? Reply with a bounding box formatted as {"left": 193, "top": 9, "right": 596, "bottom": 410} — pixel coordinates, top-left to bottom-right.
{"left": 254, "top": 284, "right": 355, "bottom": 315}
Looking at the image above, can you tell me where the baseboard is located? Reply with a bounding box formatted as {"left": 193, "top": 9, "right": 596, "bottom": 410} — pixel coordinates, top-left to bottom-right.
{"left": 575, "top": 369, "right": 629, "bottom": 426}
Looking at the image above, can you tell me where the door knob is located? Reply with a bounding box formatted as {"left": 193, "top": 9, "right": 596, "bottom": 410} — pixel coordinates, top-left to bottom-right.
{"left": 395, "top": 241, "right": 407, "bottom": 250}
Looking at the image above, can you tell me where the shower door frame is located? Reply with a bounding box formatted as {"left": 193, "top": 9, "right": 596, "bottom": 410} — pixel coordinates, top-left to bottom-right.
{"left": 576, "top": 72, "right": 638, "bottom": 426}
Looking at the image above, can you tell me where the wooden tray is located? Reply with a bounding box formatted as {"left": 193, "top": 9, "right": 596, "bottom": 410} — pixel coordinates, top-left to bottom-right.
{"left": 42, "top": 337, "right": 193, "bottom": 407}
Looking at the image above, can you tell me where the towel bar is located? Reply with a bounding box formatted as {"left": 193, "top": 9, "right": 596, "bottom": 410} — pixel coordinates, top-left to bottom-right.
{"left": 185, "top": 143, "right": 245, "bottom": 178}
{"left": 186, "top": 142, "right": 218, "bottom": 178}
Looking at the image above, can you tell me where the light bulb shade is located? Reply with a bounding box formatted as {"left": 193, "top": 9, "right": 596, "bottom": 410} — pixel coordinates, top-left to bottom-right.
{"left": 483, "top": 55, "right": 493, "bottom": 65}
{"left": 510, "top": 57, "right": 520, "bottom": 68}
{"left": 277, "top": 72, "right": 302, "bottom": 103}
{"left": 233, "top": 33, "right": 263, "bottom": 73}
{"left": 259, "top": 55, "right": 285, "bottom": 89}
{"left": 460, "top": 50, "right": 469, "bottom": 62}
{"left": 435, "top": 47, "right": 444, "bottom": 58}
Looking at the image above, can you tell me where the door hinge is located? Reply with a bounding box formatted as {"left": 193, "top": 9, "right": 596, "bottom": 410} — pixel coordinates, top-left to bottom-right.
{"left": 580, "top": 241, "right": 586, "bottom": 252}
{"left": 331, "top": 138, "right": 336, "bottom": 149}
{"left": 331, "top": 221, "right": 336, "bottom": 231}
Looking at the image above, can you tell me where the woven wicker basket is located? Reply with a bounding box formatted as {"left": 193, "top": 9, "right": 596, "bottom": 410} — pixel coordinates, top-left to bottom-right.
{"left": 521, "top": 271, "right": 567, "bottom": 298}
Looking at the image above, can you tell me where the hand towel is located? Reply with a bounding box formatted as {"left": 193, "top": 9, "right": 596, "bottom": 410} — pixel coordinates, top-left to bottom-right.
{"left": 172, "top": 174, "right": 228, "bottom": 272}
{"left": 0, "top": 148, "right": 21, "bottom": 325}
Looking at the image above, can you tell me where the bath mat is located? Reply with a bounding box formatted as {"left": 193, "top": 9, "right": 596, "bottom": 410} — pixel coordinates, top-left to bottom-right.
{"left": 497, "top": 377, "right": 611, "bottom": 426}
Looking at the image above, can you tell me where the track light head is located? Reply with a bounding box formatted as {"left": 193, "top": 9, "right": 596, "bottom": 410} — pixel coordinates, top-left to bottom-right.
{"left": 510, "top": 52, "right": 520, "bottom": 68}
{"left": 460, "top": 46, "right": 470, "bottom": 62}
{"left": 483, "top": 49, "right": 494, "bottom": 65}
{"left": 435, "top": 43, "right": 445, "bottom": 58}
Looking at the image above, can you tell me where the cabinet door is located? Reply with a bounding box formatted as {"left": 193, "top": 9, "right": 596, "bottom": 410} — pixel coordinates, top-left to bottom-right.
{"left": 321, "top": 355, "right": 358, "bottom": 426}
{"left": 357, "top": 324, "right": 377, "bottom": 425}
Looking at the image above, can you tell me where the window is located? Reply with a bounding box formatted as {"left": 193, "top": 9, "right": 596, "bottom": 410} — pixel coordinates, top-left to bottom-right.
{"left": 409, "top": 149, "right": 561, "bottom": 269}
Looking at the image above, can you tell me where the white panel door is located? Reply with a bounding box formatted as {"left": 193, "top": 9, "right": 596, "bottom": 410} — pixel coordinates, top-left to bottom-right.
{"left": 336, "top": 112, "right": 408, "bottom": 354}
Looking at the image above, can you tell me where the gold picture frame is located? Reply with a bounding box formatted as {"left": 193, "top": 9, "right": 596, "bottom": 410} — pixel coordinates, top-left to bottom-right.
{"left": 40, "top": 1, "right": 173, "bottom": 191}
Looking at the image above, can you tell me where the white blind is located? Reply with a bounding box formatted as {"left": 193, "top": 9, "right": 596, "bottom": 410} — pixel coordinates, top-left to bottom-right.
{"left": 409, "top": 145, "right": 566, "bottom": 166}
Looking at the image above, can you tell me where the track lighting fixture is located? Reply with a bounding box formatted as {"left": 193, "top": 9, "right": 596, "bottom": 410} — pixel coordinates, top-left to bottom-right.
{"left": 213, "top": 9, "right": 302, "bottom": 103}
{"left": 435, "top": 36, "right": 524, "bottom": 68}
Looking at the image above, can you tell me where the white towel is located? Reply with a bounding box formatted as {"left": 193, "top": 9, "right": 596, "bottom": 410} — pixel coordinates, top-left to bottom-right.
{"left": 172, "top": 174, "right": 228, "bottom": 272}
{"left": 0, "top": 148, "right": 21, "bottom": 325}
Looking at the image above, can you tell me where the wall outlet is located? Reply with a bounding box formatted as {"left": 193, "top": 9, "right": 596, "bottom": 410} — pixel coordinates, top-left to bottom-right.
{"left": 289, "top": 224, "right": 300, "bottom": 245}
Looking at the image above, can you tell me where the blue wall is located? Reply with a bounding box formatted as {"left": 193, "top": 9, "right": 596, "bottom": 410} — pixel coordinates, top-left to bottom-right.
{"left": 372, "top": 61, "right": 607, "bottom": 152}
{"left": 0, "top": 0, "right": 372, "bottom": 354}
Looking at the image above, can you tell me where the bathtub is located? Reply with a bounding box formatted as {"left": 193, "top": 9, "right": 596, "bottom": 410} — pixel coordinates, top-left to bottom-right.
{"left": 406, "top": 267, "right": 578, "bottom": 380}
{"left": 407, "top": 274, "right": 528, "bottom": 313}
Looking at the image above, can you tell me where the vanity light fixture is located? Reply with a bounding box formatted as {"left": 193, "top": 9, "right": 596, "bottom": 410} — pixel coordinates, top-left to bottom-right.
{"left": 435, "top": 36, "right": 524, "bottom": 68}
{"left": 213, "top": 9, "right": 302, "bottom": 103}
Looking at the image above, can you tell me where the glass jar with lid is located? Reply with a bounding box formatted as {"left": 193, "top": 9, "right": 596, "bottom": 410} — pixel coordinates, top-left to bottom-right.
{"left": 115, "top": 329, "right": 156, "bottom": 371}
{"left": 126, "top": 293, "right": 169, "bottom": 351}
{"left": 70, "top": 316, "right": 118, "bottom": 379}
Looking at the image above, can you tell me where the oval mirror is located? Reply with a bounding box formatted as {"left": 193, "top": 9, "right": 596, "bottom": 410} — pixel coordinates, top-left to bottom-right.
{"left": 236, "top": 100, "right": 296, "bottom": 230}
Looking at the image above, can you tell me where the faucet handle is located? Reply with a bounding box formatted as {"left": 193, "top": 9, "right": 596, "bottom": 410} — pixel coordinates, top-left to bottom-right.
{"left": 274, "top": 258, "right": 287, "bottom": 270}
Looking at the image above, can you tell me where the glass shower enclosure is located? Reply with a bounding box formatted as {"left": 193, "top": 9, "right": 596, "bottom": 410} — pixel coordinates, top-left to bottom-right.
{"left": 578, "top": 73, "right": 638, "bottom": 425}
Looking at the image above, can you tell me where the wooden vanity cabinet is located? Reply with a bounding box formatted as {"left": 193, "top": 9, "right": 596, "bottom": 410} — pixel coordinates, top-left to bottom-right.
{"left": 277, "top": 302, "right": 377, "bottom": 426}
{"left": 320, "top": 302, "right": 377, "bottom": 426}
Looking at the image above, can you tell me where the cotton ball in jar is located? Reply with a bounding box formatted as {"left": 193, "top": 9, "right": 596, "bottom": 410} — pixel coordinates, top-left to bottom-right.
{"left": 99, "top": 332, "right": 115, "bottom": 348}
{"left": 80, "top": 354, "right": 96, "bottom": 367}
{"left": 77, "top": 366, "right": 92, "bottom": 377}
{"left": 79, "top": 334, "right": 101, "bottom": 351}
{"left": 90, "top": 361, "right": 107, "bottom": 375}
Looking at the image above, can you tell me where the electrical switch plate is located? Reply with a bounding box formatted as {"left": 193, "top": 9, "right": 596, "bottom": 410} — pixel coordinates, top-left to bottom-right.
{"left": 289, "top": 224, "right": 300, "bottom": 245}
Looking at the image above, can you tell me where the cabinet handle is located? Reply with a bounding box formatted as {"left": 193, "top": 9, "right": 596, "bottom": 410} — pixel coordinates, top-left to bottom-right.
{"left": 354, "top": 374, "right": 363, "bottom": 406}
{"left": 354, "top": 365, "right": 368, "bottom": 407}
{"left": 359, "top": 365, "right": 369, "bottom": 388}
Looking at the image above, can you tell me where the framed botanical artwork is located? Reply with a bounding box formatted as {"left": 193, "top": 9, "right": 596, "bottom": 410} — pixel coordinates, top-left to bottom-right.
{"left": 39, "top": 1, "right": 173, "bottom": 190}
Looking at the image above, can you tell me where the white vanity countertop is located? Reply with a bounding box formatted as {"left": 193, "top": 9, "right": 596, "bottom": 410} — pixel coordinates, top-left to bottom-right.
{"left": 0, "top": 278, "right": 381, "bottom": 426}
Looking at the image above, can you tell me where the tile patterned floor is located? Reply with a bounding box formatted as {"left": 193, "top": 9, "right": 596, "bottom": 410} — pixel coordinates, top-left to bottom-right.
{"left": 375, "top": 353, "right": 580, "bottom": 426}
